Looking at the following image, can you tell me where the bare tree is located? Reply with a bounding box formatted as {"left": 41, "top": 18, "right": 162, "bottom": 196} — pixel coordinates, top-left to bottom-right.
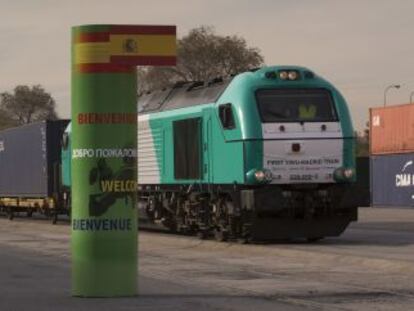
{"left": 0, "top": 85, "right": 58, "bottom": 126}
{"left": 138, "top": 26, "right": 264, "bottom": 92}
{"left": 356, "top": 122, "right": 370, "bottom": 157}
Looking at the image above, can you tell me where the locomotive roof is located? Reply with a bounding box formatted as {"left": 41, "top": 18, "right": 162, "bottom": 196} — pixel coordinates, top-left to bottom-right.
{"left": 137, "top": 77, "right": 233, "bottom": 113}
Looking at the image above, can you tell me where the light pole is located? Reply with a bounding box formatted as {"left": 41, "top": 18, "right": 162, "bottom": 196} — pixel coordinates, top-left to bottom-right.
{"left": 410, "top": 91, "right": 414, "bottom": 104}
{"left": 384, "top": 84, "right": 400, "bottom": 106}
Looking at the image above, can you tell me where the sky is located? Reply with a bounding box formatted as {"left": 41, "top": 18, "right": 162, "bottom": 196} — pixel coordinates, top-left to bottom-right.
{"left": 1, "top": 0, "right": 414, "bottom": 131}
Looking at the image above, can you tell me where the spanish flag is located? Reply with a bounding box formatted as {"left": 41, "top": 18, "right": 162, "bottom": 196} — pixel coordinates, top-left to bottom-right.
{"left": 73, "top": 25, "right": 176, "bottom": 73}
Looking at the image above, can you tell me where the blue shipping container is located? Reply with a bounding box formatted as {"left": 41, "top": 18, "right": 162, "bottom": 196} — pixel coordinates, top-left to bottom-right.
{"left": 0, "top": 120, "right": 69, "bottom": 197}
{"left": 371, "top": 153, "right": 414, "bottom": 207}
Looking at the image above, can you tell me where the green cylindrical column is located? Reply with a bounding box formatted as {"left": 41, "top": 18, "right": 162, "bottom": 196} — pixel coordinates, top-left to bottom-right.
{"left": 71, "top": 25, "right": 137, "bottom": 297}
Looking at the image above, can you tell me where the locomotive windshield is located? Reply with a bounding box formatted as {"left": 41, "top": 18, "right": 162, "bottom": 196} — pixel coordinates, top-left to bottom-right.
{"left": 256, "top": 89, "right": 338, "bottom": 123}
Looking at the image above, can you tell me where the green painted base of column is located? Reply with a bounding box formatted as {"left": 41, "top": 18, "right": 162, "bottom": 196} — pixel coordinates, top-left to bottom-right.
{"left": 71, "top": 50, "right": 138, "bottom": 296}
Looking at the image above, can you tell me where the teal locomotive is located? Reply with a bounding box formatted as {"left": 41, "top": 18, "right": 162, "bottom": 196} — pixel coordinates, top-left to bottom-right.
{"left": 62, "top": 65, "right": 357, "bottom": 241}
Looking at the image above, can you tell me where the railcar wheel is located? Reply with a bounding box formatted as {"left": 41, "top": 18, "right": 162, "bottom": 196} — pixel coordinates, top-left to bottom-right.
{"left": 43, "top": 208, "right": 50, "bottom": 218}
{"left": 26, "top": 210, "right": 33, "bottom": 218}
{"left": 52, "top": 212, "right": 58, "bottom": 225}
{"left": 197, "top": 229, "right": 208, "bottom": 240}
{"left": 7, "top": 209, "right": 14, "bottom": 220}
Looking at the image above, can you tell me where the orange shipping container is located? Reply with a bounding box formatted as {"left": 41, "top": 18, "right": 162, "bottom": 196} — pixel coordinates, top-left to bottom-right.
{"left": 370, "top": 103, "right": 414, "bottom": 155}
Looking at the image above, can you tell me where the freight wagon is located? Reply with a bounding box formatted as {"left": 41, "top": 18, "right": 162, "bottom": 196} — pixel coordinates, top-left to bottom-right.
{"left": 0, "top": 120, "right": 69, "bottom": 222}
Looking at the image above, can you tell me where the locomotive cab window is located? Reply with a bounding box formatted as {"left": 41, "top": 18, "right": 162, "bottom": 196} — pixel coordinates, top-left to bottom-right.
{"left": 173, "top": 118, "right": 202, "bottom": 180}
{"left": 219, "top": 103, "right": 235, "bottom": 129}
{"left": 256, "top": 89, "right": 338, "bottom": 123}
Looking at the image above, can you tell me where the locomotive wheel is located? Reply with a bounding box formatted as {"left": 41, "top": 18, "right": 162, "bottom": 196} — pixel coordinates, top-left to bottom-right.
{"left": 237, "top": 236, "right": 251, "bottom": 244}
{"left": 166, "top": 222, "right": 177, "bottom": 233}
{"left": 214, "top": 228, "right": 228, "bottom": 242}
{"left": 236, "top": 222, "right": 252, "bottom": 244}
{"left": 197, "top": 229, "right": 208, "bottom": 240}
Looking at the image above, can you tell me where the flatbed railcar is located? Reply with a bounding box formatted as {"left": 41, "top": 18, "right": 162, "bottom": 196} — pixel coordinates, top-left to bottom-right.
{"left": 0, "top": 120, "right": 70, "bottom": 223}
{"left": 135, "top": 66, "right": 358, "bottom": 241}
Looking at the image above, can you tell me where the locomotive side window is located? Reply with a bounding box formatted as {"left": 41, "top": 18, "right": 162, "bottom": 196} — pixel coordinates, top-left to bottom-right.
{"left": 173, "top": 118, "right": 202, "bottom": 180}
{"left": 256, "top": 89, "right": 338, "bottom": 123}
{"left": 218, "top": 103, "right": 235, "bottom": 129}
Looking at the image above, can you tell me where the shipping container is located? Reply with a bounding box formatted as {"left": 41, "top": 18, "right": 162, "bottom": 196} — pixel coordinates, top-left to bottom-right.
{"left": 0, "top": 120, "right": 69, "bottom": 198}
{"left": 371, "top": 153, "right": 414, "bottom": 207}
{"left": 370, "top": 103, "right": 414, "bottom": 155}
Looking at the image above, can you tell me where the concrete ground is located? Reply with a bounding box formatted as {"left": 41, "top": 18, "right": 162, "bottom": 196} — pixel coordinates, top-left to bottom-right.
{"left": 0, "top": 207, "right": 413, "bottom": 310}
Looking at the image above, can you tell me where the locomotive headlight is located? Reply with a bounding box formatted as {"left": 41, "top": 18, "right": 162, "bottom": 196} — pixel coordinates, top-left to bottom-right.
{"left": 247, "top": 169, "right": 273, "bottom": 184}
{"left": 343, "top": 168, "right": 354, "bottom": 179}
{"left": 334, "top": 167, "right": 355, "bottom": 181}
{"left": 279, "top": 71, "right": 288, "bottom": 80}
{"left": 254, "top": 170, "right": 266, "bottom": 182}
{"left": 288, "top": 71, "right": 298, "bottom": 80}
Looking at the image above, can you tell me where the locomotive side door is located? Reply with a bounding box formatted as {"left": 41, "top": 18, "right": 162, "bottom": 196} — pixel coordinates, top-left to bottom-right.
{"left": 173, "top": 117, "right": 203, "bottom": 181}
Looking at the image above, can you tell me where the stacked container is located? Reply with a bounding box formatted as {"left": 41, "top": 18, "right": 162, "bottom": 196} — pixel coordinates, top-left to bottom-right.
{"left": 370, "top": 103, "right": 414, "bottom": 207}
{"left": 0, "top": 120, "right": 69, "bottom": 198}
